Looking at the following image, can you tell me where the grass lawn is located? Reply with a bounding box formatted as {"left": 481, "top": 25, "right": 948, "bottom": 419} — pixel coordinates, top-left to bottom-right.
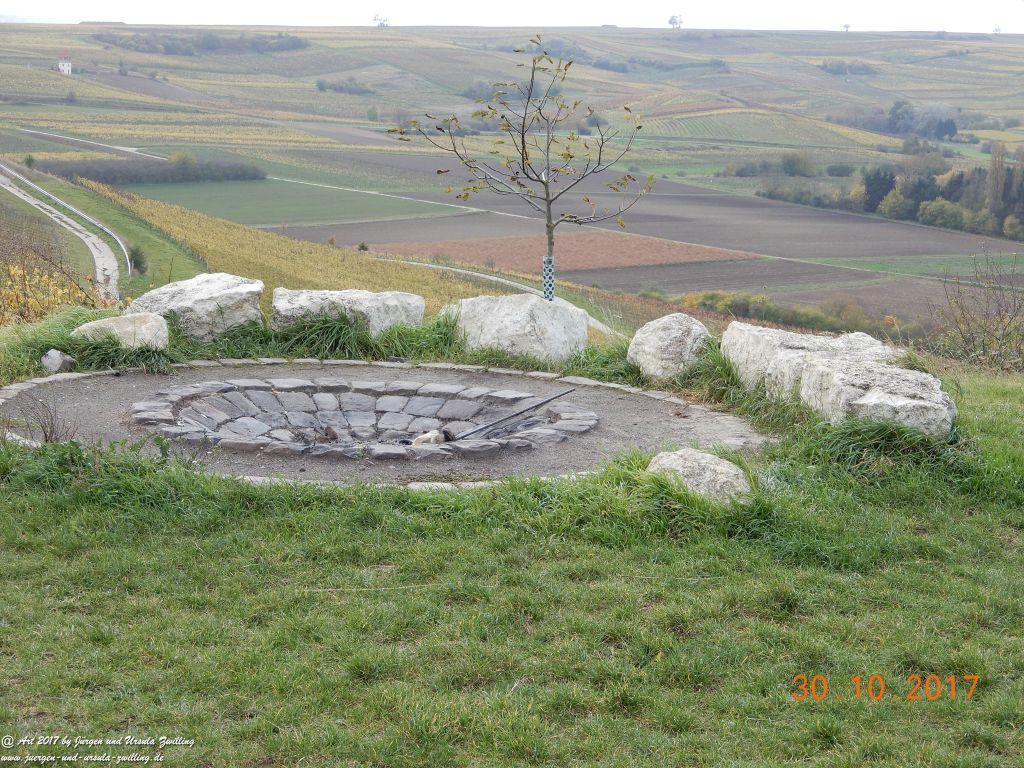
{"left": 123, "top": 179, "right": 454, "bottom": 227}
{"left": 0, "top": 313, "right": 1022, "bottom": 766}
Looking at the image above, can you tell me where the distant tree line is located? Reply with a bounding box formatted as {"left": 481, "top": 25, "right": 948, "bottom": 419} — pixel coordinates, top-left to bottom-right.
{"left": 316, "top": 77, "right": 374, "bottom": 95}
{"left": 93, "top": 31, "right": 308, "bottom": 56}
{"left": 35, "top": 155, "right": 266, "bottom": 185}
{"left": 833, "top": 100, "right": 959, "bottom": 140}
{"left": 489, "top": 37, "right": 723, "bottom": 76}
{"left": 759, "top": 144, "right": 1024, "bottom": 240}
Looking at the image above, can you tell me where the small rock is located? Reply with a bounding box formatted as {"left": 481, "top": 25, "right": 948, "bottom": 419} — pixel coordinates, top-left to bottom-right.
{"left": 41, "top": 349, "right": 76, "bottom": 374}
{"left": 647, "top": 448, "right": 751, "bottom": 503}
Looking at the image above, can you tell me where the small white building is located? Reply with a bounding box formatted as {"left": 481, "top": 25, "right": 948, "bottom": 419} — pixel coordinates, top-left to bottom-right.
{"left": 58, "top": 58, "right": 72, "bottom": 75}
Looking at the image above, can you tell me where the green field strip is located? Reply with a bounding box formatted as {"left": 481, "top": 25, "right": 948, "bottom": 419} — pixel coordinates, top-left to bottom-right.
{"left": 123, "top": 178, "right": 455, "bottom": 228}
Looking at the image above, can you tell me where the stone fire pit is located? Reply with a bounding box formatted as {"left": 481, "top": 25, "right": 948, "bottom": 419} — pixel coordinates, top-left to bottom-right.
{"left": 131, "top": 376, "right": 599, "bottom": 461}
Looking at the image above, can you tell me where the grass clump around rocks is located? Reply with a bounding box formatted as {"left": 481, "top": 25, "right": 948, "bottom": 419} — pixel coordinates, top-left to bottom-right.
{"left": 1, "top": 311, "right": 1023, "bottom": 766}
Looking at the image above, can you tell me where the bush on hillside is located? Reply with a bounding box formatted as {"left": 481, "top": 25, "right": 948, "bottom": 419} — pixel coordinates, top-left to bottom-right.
{"left": 917, "top": 198, "right": 967, "bottom": 230}
{"left": 826, "top": 163, "right": 855, "bottom": 177}
{"left": 781, "top": 152, "right": 815, "bottom": 177}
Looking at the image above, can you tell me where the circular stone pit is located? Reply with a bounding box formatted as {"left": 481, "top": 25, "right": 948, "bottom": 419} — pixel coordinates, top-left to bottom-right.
{"left": 132, "top": 376, "right": 598, "bottom": 461}
{"left": 0, "top": 361, "right": 764, "bottom": 484}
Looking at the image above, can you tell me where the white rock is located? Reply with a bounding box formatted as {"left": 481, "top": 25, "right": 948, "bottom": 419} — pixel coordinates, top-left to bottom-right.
{"left": 71, "top": 312, "right": 169, "bottom": 350}
{"left": 125, "top": 273, "right": 264, "bottom": 341}
{"left": 443, "top": 293, "right": 588, "bottom": 361}
{"left": 627, "top": 313, "right": 710, "bottom": 379}
{"left": 41, "top": 349, "right": 76, "bottom": 373}
{"left": 647, "top": 448, "right": 752, "bottom": 502}
{"left": 721, "top": 322, "right": 897, "bottom": 399}
{"left": 270, "top": 288, "right": 424, "bottom": 336}
{"left": 799, "top": 358, "right": 956, "bottom": 437}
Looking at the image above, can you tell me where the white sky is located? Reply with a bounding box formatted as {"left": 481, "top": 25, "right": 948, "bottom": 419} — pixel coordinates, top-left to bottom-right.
{"left": 2, "top": 0, "right": 1022, "bottom": 34}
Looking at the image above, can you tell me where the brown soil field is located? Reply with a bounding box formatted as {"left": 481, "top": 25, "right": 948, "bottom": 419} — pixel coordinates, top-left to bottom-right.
{"left": 560, "top": 258, "right": 951, "bottom": 324}
{"left": 314, "top": 150, "right": 1023, "bottom": 260}
{"left": 560, "top": 258, "right": 871, "bottom": 294}
{"left": 370, "top": 230, "right": 759, "bottom": 272}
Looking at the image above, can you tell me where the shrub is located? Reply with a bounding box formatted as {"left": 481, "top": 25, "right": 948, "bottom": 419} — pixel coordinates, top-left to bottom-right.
{"left": 932, "top": 254, "right": 1024, "bottom": 369}
{"left": 826, "top": 163, "right": 855, "bottom": 177}
{"left": 780, "top": 152, "right": 815, "bottom": 177}
{"left": 876, "top": 188, "right": 912, "bottom": 219}
{"left": 917, "top": 198, "right": 966, "bottom": 230}
{"left": 128, "top": 245, "right": 148, "bottom": 275}
{"left": 965, "top": 209, "right": 999, "bottom": 235}
{"left": 1003, "top": 214, "right": 1024, "bottom": 240}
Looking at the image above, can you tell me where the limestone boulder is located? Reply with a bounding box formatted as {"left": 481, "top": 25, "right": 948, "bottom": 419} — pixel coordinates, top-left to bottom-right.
{"left": 71, "top": 312, "right": 169, "bottom": 350}
{"left": 799, "top": 358, "right": 956, "bottom": 437}
{"left": 627, "top": 313, "right": 710, "bottom": 379}
{"left": 126, "top": 273, "right": 264, "bottom": 340}
{"left": 41, "top": 349, "right": 76, "bottom": 373}
{"left": 444, "top": 293, "right": 588, "bottom": 361}
{"left": 270, "top": 288, "right": 424, "bottom": 336}
{"left": 647, "top": 448, "right": 751, "bottom": 502}
{"left": 721, "top": 322, "right": 897, "bottom": 399}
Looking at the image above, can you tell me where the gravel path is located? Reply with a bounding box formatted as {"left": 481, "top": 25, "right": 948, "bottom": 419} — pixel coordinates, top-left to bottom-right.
{"left": 0, "top": 362, "right": 764, "bottom": 485}
{"left": 0, "top": 167, "right": 119, "bottom": 300}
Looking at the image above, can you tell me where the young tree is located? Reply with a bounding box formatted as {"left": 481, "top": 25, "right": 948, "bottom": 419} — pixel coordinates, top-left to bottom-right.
{"left": 669, "top": 15, "right": 683, "bottom": 30}
{"left": 391, "top": 36, "right": 652, "bottom": 300}
{"left": 987, "top": 141, "right": 1007, "bottom": 216}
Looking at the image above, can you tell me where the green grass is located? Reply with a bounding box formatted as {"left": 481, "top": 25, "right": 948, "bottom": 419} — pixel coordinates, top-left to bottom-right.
{"left": 1, "top": 332, "right": 1022, "bottom": 766}
{"left": 23, "top": 171, "right": 204, "bottom": 297}
{"left": 123, "top": 178, "right": 454, "bottom": 227}
{"left": 809, "top": 252, "right": 1024, "bottom": 279}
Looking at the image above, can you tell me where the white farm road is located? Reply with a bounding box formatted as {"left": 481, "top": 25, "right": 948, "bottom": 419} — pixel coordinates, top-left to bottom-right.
{"left": 0, "top": 164, "right": 121, "bottom": 300}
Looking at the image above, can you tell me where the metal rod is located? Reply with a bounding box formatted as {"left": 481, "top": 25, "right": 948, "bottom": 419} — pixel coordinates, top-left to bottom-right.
{"left": 455, "top": 387, "right": 576, "bottom": 440}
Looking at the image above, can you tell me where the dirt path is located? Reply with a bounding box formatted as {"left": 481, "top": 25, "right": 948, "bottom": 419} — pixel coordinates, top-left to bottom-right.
{"left": 0, "top": 167, "right": 120, "bottom": 300}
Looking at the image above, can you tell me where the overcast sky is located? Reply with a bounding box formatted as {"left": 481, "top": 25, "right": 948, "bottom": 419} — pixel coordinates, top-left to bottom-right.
{"left": 3, "top": 0, "right": 1022, "bottom": 34}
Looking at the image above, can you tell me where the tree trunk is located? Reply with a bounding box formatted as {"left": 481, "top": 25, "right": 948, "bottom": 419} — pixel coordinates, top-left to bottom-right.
{"left": 542, "top": 199, "right": 555, "bottom": 301}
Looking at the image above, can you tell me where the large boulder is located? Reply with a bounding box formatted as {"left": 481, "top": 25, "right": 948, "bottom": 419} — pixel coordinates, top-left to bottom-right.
{"left": 721, "top": 322, "right": 897, "bottom": 399}
{"left": 126, "top": 273, "right": 264, "bottom": 341}
{"left": 628, "top": 313, "right": 710, "bottom": 379}
{"left": 270, "top": 288, "right": 424, "bottom": 336}
{"left": 647, "top": 448, "right": 751, "bottom": 502}
{"left": 444, "top": 293, "right": 588, "bottom": 361}
{"left": 799, "top": 358, "right": 956, "bottom": 437}
{"left": 71, "top": 312, "right": 169, "bottom": 350}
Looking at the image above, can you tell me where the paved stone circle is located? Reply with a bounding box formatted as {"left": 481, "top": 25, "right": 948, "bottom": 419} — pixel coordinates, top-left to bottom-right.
{"left": 130, "top": 376, "right": 599, "bottom": 461}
